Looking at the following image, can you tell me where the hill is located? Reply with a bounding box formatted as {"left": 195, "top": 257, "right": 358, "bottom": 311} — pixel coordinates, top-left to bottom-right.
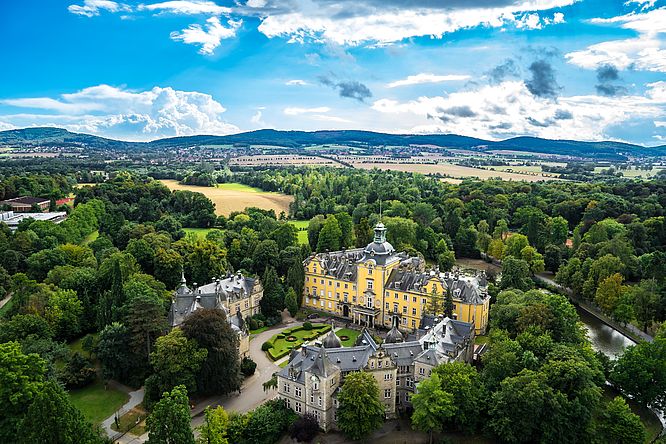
{"left": 1, "top": 127, "right": 664, "bottom": 160}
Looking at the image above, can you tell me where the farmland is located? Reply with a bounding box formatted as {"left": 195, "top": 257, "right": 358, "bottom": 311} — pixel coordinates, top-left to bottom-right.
{"left": 160, "top": 180, "right": 293, "bottom": 216}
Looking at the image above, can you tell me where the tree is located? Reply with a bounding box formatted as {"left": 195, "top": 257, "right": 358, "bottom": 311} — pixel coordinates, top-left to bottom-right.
{"left": 243, "top": 399, "right": 297, "bottom": 444}
{"left": 435, "top": 239, "right": 456, "bottom": 271}
{"left": 487, "top": 238, "right": 505, "bottom": 259}
{"left": 95, "top": 322, "right": 135, "bottom": 383}
{"left": 19, "top": 380, "right": 101, "bottom": 444}
{"left": 182, "top": 309, "right": 242, "bottom": 396}
{"left": 500, "top": 257, "right": 533, "bottom": 291}
{"left": 307, "top": 215, "right": 325, "bottom": 250}
{"left": 504, "top": 234, "right": 529, "bottom": 259}
{"left": 434, "top": 362, "right": 484, "bottom": 433}
{"left": 0, "top": 342, "right": 47, "bottom": 441}
{"left": 549, "top": 216, "right": 569, "bottom": 245}
{"left": 354, "top": 217, "right": 372, "bottom": 247}
{"left": 147, "top": 328, "right": 208, "bottom": 405}
{"left": 412, "top": 372, "right": 455, "bottom": 444}
{"left": 286, "top": 262, "right": 305, "bottom": 306}
{"left": 146, "top": 385, "right": 195, "bottom": 444}
{"left": 284, "top": 288, "right": 299, "bottom": 317}
{"left": 316, "top": 215, "right": 342, "bottom": 252}
{"left": 124, "top": 294, "right": 167, "bottom": 365}
{"left": 444, "top": 290, "right": 454, "bottom": 318}
{"left": 260, "top": 267, "right": 285, "bottom": 320}
{"left": 45, "top": 288, "right": 83, "bottom": 340}
{"left": 289, "top": 413, "right": 320, "bottom": 442}
{"left": 595, "top": 396, "right": 645, "bottom": 444}
{"left": 253, "top": 239, "right": 279, "bottom": 274}
{"left": 595, "top": 273, "right": 626, "bottom": 315}
{"left": 197, "top": 406, "right": 230, "bottom": 444}
{"left": 489, "top": 370, "right": 554, "bottom": 443}
{"left": 519, "top": 245, "right": 545, "bottom": 274}
{"left": 154, "top": 248, "right": 183, "bottom": 290}
{"left": 335, "top": 212, "right": 354, "bottom": 248}
{"left": 611, "top": 337, "right": 666, "bottom": 414}
{"left": 631, "top": 279, "right": 659, "bottom": 332}
{"left": 336, "top": 371, "right": 384, "bottom": 440}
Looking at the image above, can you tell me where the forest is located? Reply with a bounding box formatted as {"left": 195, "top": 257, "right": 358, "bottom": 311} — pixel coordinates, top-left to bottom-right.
{"left": 1, "top": 166, "right": 665, "bottom": 443}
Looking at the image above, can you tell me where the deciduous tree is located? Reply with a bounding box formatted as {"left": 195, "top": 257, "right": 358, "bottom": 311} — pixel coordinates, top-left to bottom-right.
{"left": 336, "top": 371, "right": 384, "bottom": 440}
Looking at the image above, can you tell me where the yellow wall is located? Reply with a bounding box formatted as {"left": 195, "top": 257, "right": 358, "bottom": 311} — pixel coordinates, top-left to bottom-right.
{"left": 303, "top": 256, "right": 489, "bottom": 334}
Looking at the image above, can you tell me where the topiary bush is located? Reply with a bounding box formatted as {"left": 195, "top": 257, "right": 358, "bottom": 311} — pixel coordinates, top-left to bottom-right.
{"left": 303, "top": 322, "right": 313, "bottom": 330}
{"left": 241, "top": 357, "right": 257, "bottom": 376}
{"left": 262, "top": 341, "right": 273, "bottom": 351}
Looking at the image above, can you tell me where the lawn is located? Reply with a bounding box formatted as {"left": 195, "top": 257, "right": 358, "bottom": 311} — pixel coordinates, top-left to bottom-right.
{"left": 288, "top": 220, "right": 309, "bottom": 245}
{"left": 81, "top": 230, "right": 99, "bottom": 245}
{"left": 215, "top": 183, "right": 264, "bottom": 192}
{"left": 110, "top": 404, "right": 147, "bottom": 436}
{"left": 474, "top": 335, "right": 489, "bottom": 345}
{"left": 265, "top": 324, "right": 331, "bottom": 360}
{"left": 335, "top": 328, "right": 361, "bottom": 347}
{"left": 250, "top": 326, "right": 269, "bottom": 335}
{"left": 69, "top": 379, "right": 129, "bottom": 425}
{"left": 183, "top": 227, "right": 223, "bottom": 239}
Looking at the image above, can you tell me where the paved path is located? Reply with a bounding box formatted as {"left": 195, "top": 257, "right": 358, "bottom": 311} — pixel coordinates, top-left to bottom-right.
{"left": 101, "top": 385, "right": 144, "bottom": 441}
{"left": 0, "top": 294, "right": 12, "bottom": 310}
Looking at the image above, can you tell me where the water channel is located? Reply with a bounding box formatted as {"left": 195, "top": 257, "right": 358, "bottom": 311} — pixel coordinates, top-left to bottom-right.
{"left": 575, "top": 305, "right": 636, "bottom": 358}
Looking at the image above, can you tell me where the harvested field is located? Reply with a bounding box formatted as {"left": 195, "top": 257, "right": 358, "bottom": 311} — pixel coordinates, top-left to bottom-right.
{"left": 351, "top": 161, "right": 561, "bottom": 182}
{"left": 160, "top": 180, "right": 293, "bottom": 216}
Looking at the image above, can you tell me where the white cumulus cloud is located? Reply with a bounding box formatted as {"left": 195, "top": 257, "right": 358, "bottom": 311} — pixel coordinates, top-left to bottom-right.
{"left": 387, "top": 73, "right": 471, "bottom": 88}
{"left": 566, "top": 7, "right": 666, "bottom": 72}
{"left": 68, "top": 0, "right": 129, "bottom": 17}
{"left": 0, "top": 84, "right": 239, "bottom": 141}
{"left": 283, "top": 106, "right": 331, "bottom": 115}
{"left": 138, "top": 1, "right": 232, "bottom": 15}
{"left": 285, "top": 79, "right": 309, "bottom": 86}
{"left": 170, "top": 16, "right": 242, "bottom": 54}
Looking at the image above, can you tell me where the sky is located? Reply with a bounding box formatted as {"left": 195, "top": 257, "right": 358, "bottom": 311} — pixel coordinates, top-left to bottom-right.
{"left": 0, "top": 0, "right": 665, "bottom": 145}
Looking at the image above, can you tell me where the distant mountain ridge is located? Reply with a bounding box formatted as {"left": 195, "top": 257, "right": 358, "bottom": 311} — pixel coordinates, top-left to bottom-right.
{"left": 1, "top": 127, "right": 665, "bottom": 160}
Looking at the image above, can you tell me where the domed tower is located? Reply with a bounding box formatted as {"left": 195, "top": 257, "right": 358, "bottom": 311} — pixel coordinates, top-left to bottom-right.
{"left": 362, "top": 222, "right": 395, "bottom": 261}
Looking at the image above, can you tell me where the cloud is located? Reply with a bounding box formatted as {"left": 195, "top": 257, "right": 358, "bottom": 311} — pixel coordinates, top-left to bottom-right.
{"left": 170, "top": 17, "right": 242, "bottom": 54}
{"left": 0, "top": 84, "right": 239, "bottom": 141}
{"left": 526, "top": 60, "right": 560, "bottom": 98}
{"left": 318, "top": 75, "right": 372, "bottom": 102}
{"left": 285, "top": 79, "right": 308, "bottom": 86}
{"left": 256, "top": 0, "right": 577, "bottom": 46}
{"left": 283, "top": 107, "right": 331, "bottom": 115}
{"left": 487, "top": 59, "right": 520, "bottom": 83}
{"left": 68, "top": 0, "right": 129, "bottom": 17}
{"left": 387, "top": 73, "right": 471, "bottom": 88}
{"left": 371, "top": 80, "right": 666, "bottom": 142}
{"left": 251, "top": 110, "right": 265, "bottom": 125}
{"left": 138, "top": 1, "right": 232, "bottom": 15}
{"left": 565, "top": 7, "right": 666, "bottom": 72}
{"left": 595, "top": 64, "right": 627, "bottom": 97}
{"left": 0, "top": 122, "right": 15, "bottom": 131}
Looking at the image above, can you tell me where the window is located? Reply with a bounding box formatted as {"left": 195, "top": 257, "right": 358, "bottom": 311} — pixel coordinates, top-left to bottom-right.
{"left": 397, "top": 377, "right": 401, "bottom": 386}
{"left": 406, "top": 377, "right": 413, "bottom": 388}
{"left": 286, "top": 399, "right": 291, "bottom": 409}
{"left": 402, "top": 317, "right": 407, "bottom": 325}
{"left": 318, "top": 396, "right": 322, "bottom": 407}
{"left": 394, "top": 292, "right": 398, "bottom": 299}
{"left": 421, "top": 298, "right": 427, "bottom": 305}
{"left": 403, "top": 294, "right": 408, "bottom": 301}
{"left": 384, "top": 373, "right": 392, "bottom": 380}
{"left": 367, "top": 279, "right": 374, "bottom": 290}
{"left": 344, "top": 293, "right": 348, "bottom": 302}
{"left": 412, "top": 308, "right": 417, "bottom": 315}
{"left": 313, "top": 380, "right": 319, "bottom": 390}
{"left": 378, "top": 360, "right": 382, "bottom": 368}
{"left": 336, "top": 282, "right": 340, "bottom": 288}
{"left": 320, "top": 300, "right": 324, "bottom": 307}
{"left": 366, "top": 296, "right": 373, "bottom": 308}
{"left": 306, "top": 276, "right": 309, "bottom": 282}
{"left": 393, "top": 303, "right": 398, "bottom": 313}
{"left": 385, "top": 302, "right": 389, "bottom": 310}
{"left": 295, "top": 386, "right": 302, "bottom": 398}
{"left": 419, "top": 368, "right": 425, "bottom": 375}
{"left": 336, "top": 292, "right": 340, "bottom": 299}
{"left": 353, "top": 296, "right": 357, "bottom": 303}
{"left": 384, "top": 389, "right": 391, "bottom": 399}
{"left": 402, "top": 306, "right": 407, "bottom": 314}
{"left": 283, "top": 383, "right": 290, "bottom": 393}
{"left": 328, "top": 291, "right": 332, "bottom": 298}
{"left": 370, "top": 361, "right": 374, "bottom": 369}
{"left": 310, "top": 393, "right": 315, "bottom": 403}
{"left": 328, "top": 301, "right": 332, "bottom": 309}
{"left": 245, "top": 301, "right": 249, "bottom": 308}
{"left": 331, "top": 377, "right": 336, "bottom": 386}
{"left": 328, "top": 280, "right": 332, "bottom": 286}
{"left": 295, "top": 402, "right": 302, "bottom": 413}
{"left": 345, "top": 283, "right": 348, "bottom": 289}
{"left": 320, "top": 289, "right": 324, "bottom": 296}
{"left": 320, "top": 279, "right": 324, "bottom": 284}
{"left": 412, "top": 320, "right": 416, "bottom": 328}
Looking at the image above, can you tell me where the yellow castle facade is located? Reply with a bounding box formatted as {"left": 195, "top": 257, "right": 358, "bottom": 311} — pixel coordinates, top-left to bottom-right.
{"left": 303, "top": 222, "right": 490, "bottom": 335}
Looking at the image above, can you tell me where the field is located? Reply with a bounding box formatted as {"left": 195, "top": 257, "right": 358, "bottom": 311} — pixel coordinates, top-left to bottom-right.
{"left": 160, "top": 180, "right": 293, "bottom": 217}
{"left": 230, "top": 154, "right": 343, "bottom": 167}
{"left": 351, "top": 161, "right": 561, "bottom": 182}
{"left": 593, "top": 166, "right": 664, "bottom": 178}
{"left": 183, "top": 227, "right": 223, "bottom": 239}
{"left": 69, "top": 379, "right": 128, "bottom": 425}
{"left": 288, "top": 220, "right": 309, "bottom": 245}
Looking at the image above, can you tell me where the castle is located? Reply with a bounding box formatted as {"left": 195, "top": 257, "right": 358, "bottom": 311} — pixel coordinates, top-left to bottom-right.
{"left": 302, "top": 222, "right": 490, "bottom": 335}
{"left": 168, "top": 271, "right": 263, "bottom": 358}
{"left": 277, "top": 316, "right": 475, "bottom": 431}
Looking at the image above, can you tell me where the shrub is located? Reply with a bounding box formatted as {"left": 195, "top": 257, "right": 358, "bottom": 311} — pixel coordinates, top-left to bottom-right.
{"left": 303, "top": 322, "right": 313, "bottom": 330}
{"left": 262, "top": 341, "right": 273, "bottom": 351}
{"left": 241, "top": 357, "right": 257, "bottom": 376}
{"left": 247, "top": 316, "right": 259, "bottom": 331}
{"left": 289, "top": 413, "right": 320, "bottom": 442}
{"left": 57, "top": 352, "right": 96, "bottom": 389}
{"left": 276, "top": 334, "right": 285, "bottom": 339}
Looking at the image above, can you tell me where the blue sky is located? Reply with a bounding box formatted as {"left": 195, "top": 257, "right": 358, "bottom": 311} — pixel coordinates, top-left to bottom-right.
{"left": 0, "top": 0, "right": 664, "bottom": 145}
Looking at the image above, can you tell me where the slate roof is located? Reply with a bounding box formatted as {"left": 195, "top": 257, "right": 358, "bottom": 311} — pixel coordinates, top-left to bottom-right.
{"left": 1, "top": 196, "right": 50, "bottom": 205}
{"left": 309, "top": 249, "right": 364, "bottom": 281}
{"left": 385, "top": 269, "right": 489, "bottom": 304}
{"left": 382, "top": 341, "right": 424, "bottom": 367}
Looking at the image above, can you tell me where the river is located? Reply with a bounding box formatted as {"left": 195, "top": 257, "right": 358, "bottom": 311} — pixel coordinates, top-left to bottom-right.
{"left": 575, "top": 306, "right": 636, "bottom": 358}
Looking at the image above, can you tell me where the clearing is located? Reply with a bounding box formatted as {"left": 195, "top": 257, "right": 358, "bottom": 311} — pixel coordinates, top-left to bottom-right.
{"left": 69, "top": 379, "right": 129, "bottom": 425}
{"left": 288, "top": 220, "right": 309, "bottom": 245}
{"left": 160, "top": 180, "right": 293, "bottom": 217}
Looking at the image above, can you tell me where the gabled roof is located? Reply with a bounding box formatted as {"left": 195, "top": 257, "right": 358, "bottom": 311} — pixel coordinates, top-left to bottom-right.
{"left": 385, "top": 268, "right": 489, "bottom": 304}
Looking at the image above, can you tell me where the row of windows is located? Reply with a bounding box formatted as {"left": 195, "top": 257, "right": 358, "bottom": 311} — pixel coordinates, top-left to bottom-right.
{"left": 305, "top": 276, "right": 356, "bottom": 291}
